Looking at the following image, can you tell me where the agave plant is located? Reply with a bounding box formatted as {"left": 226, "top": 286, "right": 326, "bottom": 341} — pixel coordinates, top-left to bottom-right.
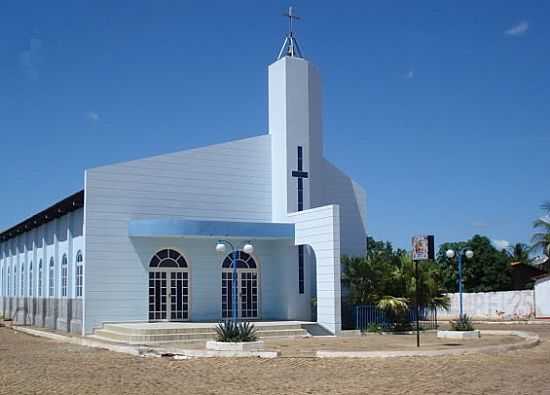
{"left": 215, "top": 321, "right": 258, "bottom": 342}
{"left": 237, "top": 321, "right": 258, "bottom": 342}
{"left": 450, "top": 314, "right": 475, "bottom": 331}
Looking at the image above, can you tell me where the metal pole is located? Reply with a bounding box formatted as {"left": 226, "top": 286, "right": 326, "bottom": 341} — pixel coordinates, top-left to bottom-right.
{"left": 415, "top": 259, "right": 420, "bottom": 348}
{"left": 230, "top": 243, "right": 238, "bottom": 322}
{"left": 458, "top": 253, "right": 463, "bottom": 319}
{"left": 220, "top": 239, "right": 238, "bottom": 322}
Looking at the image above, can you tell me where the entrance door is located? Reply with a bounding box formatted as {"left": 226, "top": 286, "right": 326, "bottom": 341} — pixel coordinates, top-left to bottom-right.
{"left": 221, "top": 251, "right": 259, "bottom": 320}
{"left": 239, "top": 270, "right": 258, "bottom": 319}
{"left": 148, "top": 249, "right": 190, "bottom": 321}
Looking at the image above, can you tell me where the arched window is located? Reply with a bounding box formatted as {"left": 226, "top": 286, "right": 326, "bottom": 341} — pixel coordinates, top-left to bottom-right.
{"left": 29, "top": 261, "right": 33, "bottom": 297}
{"left": 149, "top": 249, "right": 188, "bottom": 268}
{"left": 6, "top": 265, "right": 10, "bottom": 297}
{"left": 222, "top": 251, "right": 257, "bottom": 269}
{"left": 221, "top": 251, "right": 259, "bottom": 319}
{"left": 61, "top": 254, "right": 68, "bottom": 297}
{"left": 14, "top": 264, "right": 18, "bottom": 297}
{"left": 48, "top": 258, "right": 55, "bottom": 297}
{"left": 20, "top": 263, "right": 25, "bottom": 297}
{"left": 75, "top": 251, "right": 83, "bottom": 298}
{"left": 38, "top": 260, "right": 43, "bottom": 297}
{"left": 148, "top": 249, "right": 189, "bottom": 321}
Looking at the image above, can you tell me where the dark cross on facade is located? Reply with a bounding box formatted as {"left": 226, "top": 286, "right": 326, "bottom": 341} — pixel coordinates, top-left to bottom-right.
{"left": 292, "top": 146, "right": 308, "bottom": 294}
{"left": 291, "top": 146, "right": 308, "bottom": 211}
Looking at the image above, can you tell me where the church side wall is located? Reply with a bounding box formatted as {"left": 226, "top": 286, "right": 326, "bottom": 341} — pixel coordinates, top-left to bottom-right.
{"left": 0, "top": 208, "right": 84, "bottom": 334}
{"left": 320, "top": 159, "right": 367, "bottom": 257}
{"left": 83, "top": 135, "right": 279, "bottom": 333}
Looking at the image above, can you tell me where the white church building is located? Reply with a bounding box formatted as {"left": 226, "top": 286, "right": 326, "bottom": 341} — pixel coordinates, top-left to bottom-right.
{"left": 0, "top": 21, "right": 367, "bottom": 335}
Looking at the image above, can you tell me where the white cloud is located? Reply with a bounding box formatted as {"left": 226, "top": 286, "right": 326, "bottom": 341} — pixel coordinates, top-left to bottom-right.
{"left": 492, "top": 239, "right": 510, "bottom": 251}
{"left": 19, "top": 38, "right": 44, "bottom": 80}
{"left": 86, "top": 112, "right": 100, "bottom": 122}
{"left": 505, "top": 21, "right": 529, "bottom": 36}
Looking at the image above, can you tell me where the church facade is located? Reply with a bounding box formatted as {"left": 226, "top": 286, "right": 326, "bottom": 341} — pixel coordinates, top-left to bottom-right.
{"left": 0, "top": 33, "right": 367, "bottom": 335}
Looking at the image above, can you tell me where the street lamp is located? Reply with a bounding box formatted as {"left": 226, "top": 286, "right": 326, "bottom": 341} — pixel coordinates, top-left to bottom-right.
{"left": 446, "top": 248, "right": 474, "bottom": 319}
{"left": 215, "top": 240, "right": 254, "bottom": 322}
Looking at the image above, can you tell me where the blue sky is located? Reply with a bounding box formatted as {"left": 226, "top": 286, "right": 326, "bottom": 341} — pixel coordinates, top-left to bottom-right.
{"left": 0, "top": 1, "right": 548, "bottom": 250}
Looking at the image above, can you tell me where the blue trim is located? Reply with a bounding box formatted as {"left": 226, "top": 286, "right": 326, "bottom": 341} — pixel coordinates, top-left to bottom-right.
{"left": 128, "top": 219, "right": 295, "bottom": 239}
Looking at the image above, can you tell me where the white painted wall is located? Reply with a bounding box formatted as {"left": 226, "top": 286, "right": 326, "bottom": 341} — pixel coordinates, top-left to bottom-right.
{"left": 0, "top": 209, "right": 83, "bottom": 300}
{"left": 269, "top": 56, "right": 323, "bottom": 220}
{"left": 437, "top": 290, "right": 535, "bottom": 320}
{"left": 127, "top": 236, "right": 304, "bottom": 322}
{"left": 321, "top": 160, "right": 366, "bottom": 257}
{"left": 535, "top": 277, "right": 550, "bottom": 318}
{"left": 289, "top": 205, "right": 341, "bottom": 334}
{"left": 0, "top": 208, "right": 84, "bottom": 321}
{"left": 84, "top": 135, "right": 276, "bottom": 333}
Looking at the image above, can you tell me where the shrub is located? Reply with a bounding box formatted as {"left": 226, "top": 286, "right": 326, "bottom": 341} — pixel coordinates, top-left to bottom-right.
{"left": 365, "top": 323, "right": 382, "bottom": 333}
{"left": 215, "top": 321, "right": 258, "bottom": 342}
{"left": 450, "top": 315, "right": 475, "bottom": 331}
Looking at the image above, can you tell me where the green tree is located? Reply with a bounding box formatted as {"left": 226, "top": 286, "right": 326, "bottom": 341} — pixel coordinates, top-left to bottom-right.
{"left": 437, "top": 235, "right": 512, "bottom": 292}
{"left": 531, "top": 201, "right": 550, "bottom": 256}
{"left": 341, "top": 255, "right": 392, "bottom": 305}
{"left": 342, "top": 248, "right": 449, "bottom": 310}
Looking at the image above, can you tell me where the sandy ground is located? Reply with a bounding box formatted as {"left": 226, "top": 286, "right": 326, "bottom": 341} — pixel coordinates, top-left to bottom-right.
{"left": 1, "top": 324, "right": 550, "bottom": 395}
{"left": 168, "top": 330, "right": 522, "bottom": 357}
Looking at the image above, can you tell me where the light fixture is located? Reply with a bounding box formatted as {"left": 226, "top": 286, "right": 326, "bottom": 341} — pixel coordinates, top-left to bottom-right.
{"left": 215, "top": 242, "right": 226, "bottom": 254}
{"left": 465, "top": 250, "right": 474, "bottom": 259}
{"left": 242, "top": 243, "right": 254, "bottom": 255}
{"left": 446, "top": 249, "right": 455, "bottom": 259}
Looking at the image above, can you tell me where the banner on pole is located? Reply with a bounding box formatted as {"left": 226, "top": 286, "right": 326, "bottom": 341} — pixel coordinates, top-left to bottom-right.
{"left": 412, "top": 235, "right": 435, "bottom": 261}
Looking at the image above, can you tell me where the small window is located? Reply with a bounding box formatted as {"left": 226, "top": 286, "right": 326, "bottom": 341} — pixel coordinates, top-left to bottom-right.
{"left": 48, "top": 258, "right": 55, "bottom": 297}
{"left": 6, "top": 266, "right": 10, "bottom": 296}
{"left": 222, "top": 251, "right": 257, "bottom": 269}
{"left": 149, "top": 249, "right": 187, "bottom": 268}
{"left": 14, "top": 265, "right": 18, "bottom": 297}
{"left": 29, "top": 261, "right": 33, "bottom": 297}
{"left": 38, "top": 260, "right": 43, "bottom": 297}
{"left": 20, "top": 263, "right": 25, "bottom": 297}
{"left": 298, "top": 246, "right": 304, "bottom": 294}
{"left": 75, "top": 251, "right": 83, "bottom": 298}
{"left": 61, "top": 254, "right": 68, "bottom": 297}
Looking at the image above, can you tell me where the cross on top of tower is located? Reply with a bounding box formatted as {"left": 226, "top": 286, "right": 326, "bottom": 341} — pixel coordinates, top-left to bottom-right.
{"left": 283, "top": 6, "right": 301, "bottom": 37}
{"left": 277, "top": 6, "right": 304, "bottom": 60}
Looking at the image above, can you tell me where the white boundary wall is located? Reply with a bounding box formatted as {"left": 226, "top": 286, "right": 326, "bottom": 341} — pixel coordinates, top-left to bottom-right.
{"left": 437, "top": 290, "right": 535, "bottom": 320}
{"left": 534, "top": 277, "right": 550, "bottom": 318}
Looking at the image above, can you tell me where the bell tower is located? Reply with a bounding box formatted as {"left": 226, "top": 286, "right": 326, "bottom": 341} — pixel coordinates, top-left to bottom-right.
{"left": 269, "top": 7, "right": 323, "bottom": 222}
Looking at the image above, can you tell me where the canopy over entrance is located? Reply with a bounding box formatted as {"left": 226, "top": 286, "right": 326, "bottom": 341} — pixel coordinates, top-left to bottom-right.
{"left": 128, "top": 219, "right": 295, "bottom": 240}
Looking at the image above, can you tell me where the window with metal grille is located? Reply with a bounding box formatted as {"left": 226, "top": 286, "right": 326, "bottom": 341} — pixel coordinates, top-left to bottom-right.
{"left": 38, "top": 260, "right": 43, "bottom": 297}
{"left": 298, "top": 245, "right": 304, "bottom": 294}
{"left": 61, "top": 254, "right": 68, "bottom": 297}
{"left": 48, "top": 258, "right": 55, "bottom": 297}
{"left": 75, "top": 251, "right": 83, "bottom": 298}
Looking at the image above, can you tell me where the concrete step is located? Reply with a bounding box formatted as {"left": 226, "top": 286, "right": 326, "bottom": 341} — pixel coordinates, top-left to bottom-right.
{"left": 93, "top": 329, "right": 217, "bottom": 344}
{"left": 102, "top": 324, "right": 217, "bottom": 336}
{"left": 92, "top": 323, "right": 310, "bottom": 345}
{"left": 256, "top": 329, "right": 308, "bottom": 338}
{"left": 101, "top": 323, "right": 305, "bottom": 336}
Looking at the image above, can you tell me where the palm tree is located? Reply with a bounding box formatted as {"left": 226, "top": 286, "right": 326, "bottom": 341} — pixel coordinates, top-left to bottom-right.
{"left": 341, "top": 256, "right": 392, "bottom": 305}
{"left": 507, "top": 243, "right": 530, "bottom": 264}
{"left": 531, "top": 201, "right": 550, "bottom": 256}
